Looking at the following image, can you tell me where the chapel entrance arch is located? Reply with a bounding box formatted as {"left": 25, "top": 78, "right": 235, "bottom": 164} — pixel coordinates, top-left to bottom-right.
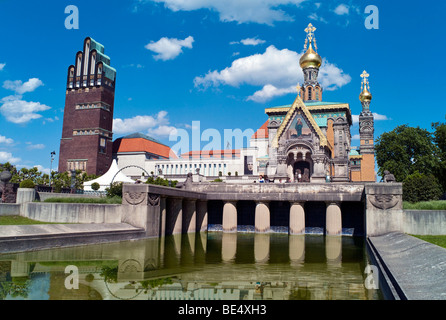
{"left": 286, "top": 143, "right": 314, "bottom": 183}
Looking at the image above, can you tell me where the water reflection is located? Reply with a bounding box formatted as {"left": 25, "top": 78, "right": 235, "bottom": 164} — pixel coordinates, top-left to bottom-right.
{"left": 0, "top": 233, "right": 382, "bottom": 300}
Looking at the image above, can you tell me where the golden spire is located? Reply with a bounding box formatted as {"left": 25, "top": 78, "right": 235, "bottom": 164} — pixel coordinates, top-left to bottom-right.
{"left": 359, "top": 70, "right": 372, "bottom": 102}
{"left": 300, "top": 23, "right": 322, "bottom": 69}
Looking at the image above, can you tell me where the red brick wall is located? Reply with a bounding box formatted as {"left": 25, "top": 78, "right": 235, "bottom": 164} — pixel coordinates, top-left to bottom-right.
{"left": 59, "top": 86, "right": 115, "bottom": 175}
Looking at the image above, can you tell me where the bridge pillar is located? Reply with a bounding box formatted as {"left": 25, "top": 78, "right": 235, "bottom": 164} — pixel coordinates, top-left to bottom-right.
{"left": 160, "top": 196, "right": 167, "bottom": 237}
{"left": 166, "top": 197, "right": 183, "bottom": 235}
{"left": 326, "top": 202, "right": 342, "bottom": 236}
{"left": 182, "top": 199, "right": 197, "bottom": 234}
{"left": 289, "top": 202, "right": 305, "bottom": 235}
{"left": 223, "top": 201, "right": 238, "bottom": 233}
{"left": 222, "top": 232, "right": 237, "bottom": 261}
{"left": 196, "top": 200, "right": 208, "bottom": 232}
{"left": 255, "top": 201, "right": 270, "bottom": 233}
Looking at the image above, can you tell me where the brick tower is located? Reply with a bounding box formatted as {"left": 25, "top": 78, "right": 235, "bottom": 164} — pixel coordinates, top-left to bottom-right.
{"left": 59, "top": 37, "right": 116, "bottom": 176}
{"left": 358, "top": 70, "right": 376, "bottom": 182}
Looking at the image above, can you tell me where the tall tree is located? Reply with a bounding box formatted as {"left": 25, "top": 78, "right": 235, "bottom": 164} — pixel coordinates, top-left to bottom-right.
{"left": 375, "top": 125, "right": 439, "bottom": 182}
{"left": 433, "top": 118, "right": 446, "bottom": 192}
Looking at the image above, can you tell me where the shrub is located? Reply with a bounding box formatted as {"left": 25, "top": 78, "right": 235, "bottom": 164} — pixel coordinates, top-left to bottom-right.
{"left": 213, "top": 178, "right": 223, "bottom": 183}
{"left": 105, "top": 182, "right": 123, "bottom": 198}
{"left": 19, "top": 179, "right": 35, "bottom": 189}
{"left": 91, "top": 182, "right": 100, "bottom": 191}
{"left": 403, "top": 172, "right": 442, "bottom": 203}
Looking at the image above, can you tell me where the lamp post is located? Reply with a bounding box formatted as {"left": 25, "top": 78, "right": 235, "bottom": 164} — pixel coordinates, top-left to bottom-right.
{"left": 49, "top": 151, "right": 56, "bottom": 188}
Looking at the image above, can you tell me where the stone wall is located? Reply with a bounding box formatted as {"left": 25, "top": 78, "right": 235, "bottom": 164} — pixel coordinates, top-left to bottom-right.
{"left": 364, "top": 183, "right": 404, "bottom": 237}
{"left": 23, "top": 202, "right": 122, "bottom": 224}
{"left": 403, "top": 210, "right": 446, "bottom": 235}
{"left": 0, "top": 204, "right": 20, "bottom": 216}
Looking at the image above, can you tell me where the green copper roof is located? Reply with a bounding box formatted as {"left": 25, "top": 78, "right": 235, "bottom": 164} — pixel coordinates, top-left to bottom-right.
{"left": 102, "top": 64, "right": 116, "bottom": 81}
{"left": 120, "top": 132, "right": 166, "bottom": 146}
{"left": 90, "top": 38, "right": 105, "bottom": 54}
{"left": 313, "top": 117, "right": 328, "bottom": 128}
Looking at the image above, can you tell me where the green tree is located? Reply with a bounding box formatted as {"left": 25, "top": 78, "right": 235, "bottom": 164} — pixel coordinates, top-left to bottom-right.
{"left": 433, "top": 119, "right": 446, "bottom": 193}
{"left": 375, "top": 125, "right": 439, "bottom": 182}
{"left": 403, "top": 172, "right": 442, "bottom": 203}
{"left": 91, "top": 182, "right": 100, "bottom": 191}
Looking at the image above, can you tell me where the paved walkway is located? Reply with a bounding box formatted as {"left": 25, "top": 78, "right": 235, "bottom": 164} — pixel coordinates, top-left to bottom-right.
{"left": 0, "top": 223, "right": 145, "bottom": 254}
{"left": 368, "top": 232, "right": 446, "bottom": 300}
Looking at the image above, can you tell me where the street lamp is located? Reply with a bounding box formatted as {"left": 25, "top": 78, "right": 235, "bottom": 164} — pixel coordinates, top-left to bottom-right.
{"left": 49, "top": 151, "right": 56, "bottom": 188}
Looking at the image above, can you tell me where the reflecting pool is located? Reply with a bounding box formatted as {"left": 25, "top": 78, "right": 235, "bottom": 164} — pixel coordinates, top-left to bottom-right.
{"left": 0, "top": 232, "right": 382, "bottom": 300}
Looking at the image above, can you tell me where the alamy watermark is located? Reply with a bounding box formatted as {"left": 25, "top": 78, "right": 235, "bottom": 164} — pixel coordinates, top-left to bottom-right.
{"left": 64, "top": 265, "right": 79, "bottom": 290}
{"left": 365, "top": 5, "right": 379, "bottom": 30}
{"left": 364, "top": 264, "right": 379, "bottom": 290}
{"left": 65, "top": 5, "right": 79, "bottom": 30}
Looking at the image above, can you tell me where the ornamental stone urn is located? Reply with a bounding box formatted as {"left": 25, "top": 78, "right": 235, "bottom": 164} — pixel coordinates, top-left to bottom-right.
{"left": 0, "top": 169, "right": 12, "bottom": 184}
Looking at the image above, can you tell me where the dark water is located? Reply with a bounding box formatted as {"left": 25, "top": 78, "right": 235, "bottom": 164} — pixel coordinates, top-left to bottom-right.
{"left": 0, "top": 232, "right": 382, "bottom": 300}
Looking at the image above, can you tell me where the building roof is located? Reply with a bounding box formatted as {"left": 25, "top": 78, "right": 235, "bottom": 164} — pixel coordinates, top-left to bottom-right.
{"left": 113, "top": 133, "right": 176, "bottom": 159}
{"left": 84, "top": 160, "right": 135, "bottom": 191}
{"left": 181, "top": 150, "right": 240, "bottom": 159}
{"left": 252, "top": 120, "right": 269, "bottom": 139}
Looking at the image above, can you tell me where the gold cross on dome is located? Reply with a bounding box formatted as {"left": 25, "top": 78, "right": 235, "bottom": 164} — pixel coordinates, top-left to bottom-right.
{"left": 360, "top": 70, "right": 370, "bottom": 88}
{"left": 304, "top": 23, "right": 317, "bottom": 51}
{"left": 305, "top": 23, "right": 316, "bottom": 39}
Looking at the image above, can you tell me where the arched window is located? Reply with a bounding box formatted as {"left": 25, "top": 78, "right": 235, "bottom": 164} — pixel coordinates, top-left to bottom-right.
{"left": 308, "top": 87, "right": 312, "bottom": 100}
{"left": 76, "top": 54, "right": 82, "bottom": 77}
{"left": 83, "top": 41, "right": 90, "bottom": 77}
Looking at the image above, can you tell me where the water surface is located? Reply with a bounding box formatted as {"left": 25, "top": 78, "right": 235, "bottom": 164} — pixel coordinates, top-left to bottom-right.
{"left": 0, "top": 232, "right": 382, "bottom": 300}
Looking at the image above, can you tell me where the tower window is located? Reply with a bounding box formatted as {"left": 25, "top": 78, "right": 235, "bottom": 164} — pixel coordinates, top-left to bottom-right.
{"left": 99, "top": 138, "right": 106, "bottom": 154}
{"left": 308, "top": 87, "right": 312, "bottom": 100}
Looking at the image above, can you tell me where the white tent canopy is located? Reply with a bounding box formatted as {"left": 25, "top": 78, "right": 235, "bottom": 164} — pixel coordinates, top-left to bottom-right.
{"left": 84, "top": 160, "right": 135, "bottom": 191}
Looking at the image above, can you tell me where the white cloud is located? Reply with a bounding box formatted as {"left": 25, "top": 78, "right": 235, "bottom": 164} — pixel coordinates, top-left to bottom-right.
{"left": 3, "top": 78, "right": 44, "bottom": 94}
{"left": 0, "top": 135, "right": 14, "bottom": 145}
{"left": 32, "top": 164, "right": 51, "bottom": 175}
{"left": 334, "top": 4, "right": 349, "bottom": 15}
{"left": 137, "top": 0, "right": 305, "bottom": 25}
{"left": 148, "top": 125, "right": 178, "bottom": 137}
{"left": 352, "top": 113, "right": 391, "bottom": 125}
{"left": 0, "top": 151, "right": 21, "bottom": 164}
{"left": 194, "top": 45, "right": 351, "bottom": 103}
{"left": 0, "top": 63, "right": 5, "bottom": 71}
{"left": 0, "top": 95, "right": 51, "bottom": 124}
{"left": 145, "top": 36, "right": 194, "bottom": 61}
{"left": 351, "top": 134, "right": 360, "bottom": 140}
{"left": 114, "top": 110, "right": 177, "bottom": 137}
{"left": 247, "top": 84, "right": 296, "bottom": 102}
{"left": 26, "top": 143, "right": 45, "bottom": 150}
{"left": 231, "top": 37, "right": 266, "bottom": 46}
{"left": 308, "top": 13, "right": 328, "bottom": 24}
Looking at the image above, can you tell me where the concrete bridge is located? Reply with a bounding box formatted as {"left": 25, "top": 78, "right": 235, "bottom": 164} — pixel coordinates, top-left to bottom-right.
{"left": 122, "top": 182, "right": 403, "bottom": 238}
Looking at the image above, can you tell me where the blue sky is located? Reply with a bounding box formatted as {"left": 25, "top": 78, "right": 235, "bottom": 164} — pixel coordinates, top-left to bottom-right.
{"left": 0, "top": 0, "right": 445, "bottom": 173}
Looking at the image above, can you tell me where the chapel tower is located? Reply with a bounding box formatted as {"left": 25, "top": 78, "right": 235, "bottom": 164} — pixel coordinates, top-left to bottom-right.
{"left": 299, "top": 23, "right": 323, "bottom": 102}
{"left": 358, "top": 70, "right": 376, "bottom": 182}
{"left": 58, "top": 37, "right": 117, "bottom": 176}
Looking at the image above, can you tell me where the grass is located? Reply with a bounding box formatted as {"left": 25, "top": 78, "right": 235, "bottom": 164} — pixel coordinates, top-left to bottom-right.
{"left": 412, "top": 235, "right": 446, "bottom": 249}
{"left": 0, "top": 216, "right": 59, "bottom": 225}
{"left": 403, "top": 200, "right": 446, "bottom": 210}
{"left": 42, "top": 196, "right": 122, "bottom": 204}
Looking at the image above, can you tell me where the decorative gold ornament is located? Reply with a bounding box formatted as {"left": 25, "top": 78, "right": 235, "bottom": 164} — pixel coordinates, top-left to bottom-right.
{"left": 300, "top": 23, "right": 322, "bottom": 69}
{"left": 359, "top": 70, "right": 372, "bottom": 102}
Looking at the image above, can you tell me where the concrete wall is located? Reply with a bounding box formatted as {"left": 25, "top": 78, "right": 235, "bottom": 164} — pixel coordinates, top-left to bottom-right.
{"left": 0, "top": 204, "right": 20, "bottom": 216}
{"left": 23, "top": 202, "right": 122, "bottom": 224}
{"left": 37, "top": 192, "right": 103, "bottom": 202}
{"left": 403, "top": 210, "right": 446, "bottom": 235}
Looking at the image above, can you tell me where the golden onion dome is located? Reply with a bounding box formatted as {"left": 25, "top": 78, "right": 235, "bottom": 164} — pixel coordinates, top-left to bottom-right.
{"left": 359, "top": 86, "right": 372, "bottom": 102}
{"left": 299, "top": 43, "right": 322, "bottom": 69}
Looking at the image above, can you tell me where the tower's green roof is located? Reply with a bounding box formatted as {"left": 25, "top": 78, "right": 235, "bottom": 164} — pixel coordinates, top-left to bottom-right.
{"left": 120, "top": 133, "right": 166, "bottom": 146}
